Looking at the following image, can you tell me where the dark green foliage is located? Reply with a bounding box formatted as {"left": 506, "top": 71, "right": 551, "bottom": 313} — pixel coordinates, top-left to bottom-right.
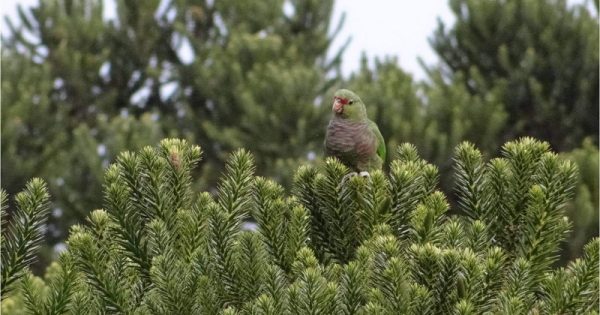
{"left": 1, "top": 47, "right": 167, "bottom": 270}
{"left": 2, "top": 138, "right": 597, "bottom": 314}
{"left": 540, "top": 239, "right": 599, "bottom": 314}
{"left": 430, "top": 0, "right": 599, "bottom": 150}
{"left": 562, "top": 139, "right": 600, "bottom": 261}
{"left": 252, "top": 177, "right": 309, "bottom": 273}
{"left": 344, "top": 0, "right": 598, "bottom": 262}
{"left": 1, "top": 179, "right": 51, "bottom": 299}
{"left": 389, "top": 144, "right": 439, "bottom": 240}
{"left": 453, "top": 138, "right": 578, "bottom": 283}
{"left": 2, "top": 0, "right": 342, "bottom": 270}
{"left": 20, "top": 254, "right": 77, "bottom": 315}
{"left": 3, "top": 0, "right": 597, "bottom": 277}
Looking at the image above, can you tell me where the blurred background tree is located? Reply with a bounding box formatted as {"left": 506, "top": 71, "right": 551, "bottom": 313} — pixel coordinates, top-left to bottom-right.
{"left": 1, "top": 0, "right": 597, "bottom": 272}
{"left": 430, "top": 0, "right": 598, "bottom": 151}
{"left": 562, "top": 139, "right": 599, "bottom": 261}
{"left": 2, "top": 0, "right": 343, "bottom": 271}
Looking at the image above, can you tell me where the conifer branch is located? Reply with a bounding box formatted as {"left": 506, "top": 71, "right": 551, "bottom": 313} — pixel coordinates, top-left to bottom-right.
{"left": 1, "top": 179, "right": 50, "bottom": 299}
{"left": 453, "top": 142, "right": 486, "bottom": 219}
{"left": 2, "top": 139, "right": 593, "bottom": 314}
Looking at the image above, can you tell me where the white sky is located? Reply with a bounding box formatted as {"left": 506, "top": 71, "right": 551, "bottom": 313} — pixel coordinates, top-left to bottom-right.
{"left": 330, "top": 1, "right": 453, "bottom": 79}
{"left": 0, "top": 1, "right": 592, "bottom": 80}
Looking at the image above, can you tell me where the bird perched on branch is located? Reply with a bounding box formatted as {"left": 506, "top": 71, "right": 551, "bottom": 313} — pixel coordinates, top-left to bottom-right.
{"left": 325, "top": 89, "right": 386, "bottom": 179}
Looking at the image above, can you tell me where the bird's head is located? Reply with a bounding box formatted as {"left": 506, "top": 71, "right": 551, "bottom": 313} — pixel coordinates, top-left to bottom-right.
{"left": 332, "top": 89, "right": 367, "bottom": 120}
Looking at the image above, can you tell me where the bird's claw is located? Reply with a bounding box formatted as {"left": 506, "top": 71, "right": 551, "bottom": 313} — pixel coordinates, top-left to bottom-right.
{"left": 359, "top": 171, "right": 371, "bottom": 178}
{"left": 341, "top": 172, "right": 358, "bottom": 184}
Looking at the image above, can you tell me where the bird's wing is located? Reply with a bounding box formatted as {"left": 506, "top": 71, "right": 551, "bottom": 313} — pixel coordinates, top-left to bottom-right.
{"left": 368, "top": 120, "right": 386, "bottom": 162}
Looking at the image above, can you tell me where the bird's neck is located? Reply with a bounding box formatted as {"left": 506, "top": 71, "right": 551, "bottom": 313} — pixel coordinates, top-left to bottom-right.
{"left": 334, "top": 113, "right": 367, "bottom": 123}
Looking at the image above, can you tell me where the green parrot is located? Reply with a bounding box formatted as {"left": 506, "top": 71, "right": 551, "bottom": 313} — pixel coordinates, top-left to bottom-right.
{"left": 324, "top": 89, "right": 386, "bottom": 177}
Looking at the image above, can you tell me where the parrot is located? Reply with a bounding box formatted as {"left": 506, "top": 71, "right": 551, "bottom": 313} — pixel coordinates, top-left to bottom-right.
{"left": 324, "top": 89, "right": 386, "bottom": 179}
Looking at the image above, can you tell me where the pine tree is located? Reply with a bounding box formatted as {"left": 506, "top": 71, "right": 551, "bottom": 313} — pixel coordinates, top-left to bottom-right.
{"left": 2, "top": 138, "right": 597, "bottom": 314}
{"left": 430, "top": 0, "right": 599, "bottom": 150}
{"left": 2, "top": 0, "right": 343, "bottom": 270}
{"left": 1, "top": 50, "right": 167, "bottom": 270}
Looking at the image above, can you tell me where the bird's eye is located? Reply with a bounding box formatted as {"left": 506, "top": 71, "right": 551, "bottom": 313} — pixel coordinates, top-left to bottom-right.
{"left": 349, "top": 100, "right": 354, "bottom": 105}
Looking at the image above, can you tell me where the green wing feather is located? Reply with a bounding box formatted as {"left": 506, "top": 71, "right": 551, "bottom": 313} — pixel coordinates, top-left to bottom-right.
{"left": 368, "top": 120, "right": 386, "bottom": 162}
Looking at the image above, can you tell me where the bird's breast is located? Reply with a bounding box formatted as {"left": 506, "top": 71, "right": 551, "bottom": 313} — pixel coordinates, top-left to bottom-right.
{"left": 325, "top": 119, "right": 376, "bottom": 157}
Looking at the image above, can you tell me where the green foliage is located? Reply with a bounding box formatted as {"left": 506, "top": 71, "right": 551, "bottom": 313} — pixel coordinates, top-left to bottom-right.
{"left": 430, "top": 0, "right": 599, "bottom": 150}
{"left": 2, "top": 138, "right": 597, "bottom": 314}
{"left": 2, "top": 0, "right": 342, "bottom": 270}
{"left": 562, "top": 139, "right": 600, "bottom": 260}
{"left": 454, "top": 138, "right": 578, "bottom": 275}
{"left": 422, "top": 70, "right": 507, "bottom": 169}
{"left": 1, "top": 179, "right": 51, "bottom": 299}
{"left": 344, "top": 0, "right": 598, "bottom": 269}
{"left": 20, "top": 254, "right": 77, "bottom": 315}
{"left": 4, "top": 0, "right": 597, "bottom": 276}
{"left": 539, "top": 240, "right": 599, "bottom": 314}
{"left": 1, "top": 48, "right": 168, "bottom": 270}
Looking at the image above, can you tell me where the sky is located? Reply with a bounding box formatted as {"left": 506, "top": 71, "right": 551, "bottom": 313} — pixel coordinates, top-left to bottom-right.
{"left": 1, "top": 0, "right": 457, "bottom": 81}
{"left": 330, "top": 1, "right": 454, "bottom": 79}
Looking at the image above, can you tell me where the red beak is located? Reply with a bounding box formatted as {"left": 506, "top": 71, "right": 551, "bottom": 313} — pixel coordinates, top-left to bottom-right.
{"left": 333, "top": 97, "right": 347, "bottom": 114}
{"left": 333, "top": 99, "right": 344, "bottom": 113}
